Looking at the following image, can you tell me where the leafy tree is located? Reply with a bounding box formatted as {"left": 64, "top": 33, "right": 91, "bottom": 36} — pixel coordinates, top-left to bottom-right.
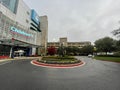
{"left": 57, "top": 44, "right": 65, "bottom": 57}
{"left": 65, "top": 46, "right": 72, "bottom": 55}
{"left": 112, "top": 28, "right": 120, "bottom": 38}
{"left": 115, "top": 40, "right": 120, "bottom": 51}
{"left": 47, "top": 46, "right": 56, "bottom": 55}
{"left": 80, "top": 45, "right": 94, "bottom": 55}
{"left": 94, "top": 37, "right": 115, "bottom": 54}
{"left": 65, "top": 46, "right": 79, "bottom": 55}
{"left": 71, "top": 46, "right": 79, "bottom": 55}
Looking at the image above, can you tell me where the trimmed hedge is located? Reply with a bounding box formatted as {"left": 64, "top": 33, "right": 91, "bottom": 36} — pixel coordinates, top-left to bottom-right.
{"left": 38, "top": 60, "right": 80, "bottom": 64}
{"left": 37, "top": 60, "right": 80, "bottom": 64}
{"left": 42, "top": 56, "right": 75, "bottom": 60}
{"left": 113, "top": 52, "right": 120, "bottom": 57}
{"left": 37, "top": 56, "right": 80, "bottom": 64}
{"left": 97, "top": 54, "right": 120, "bottom": 57}
{"left": 96, "top": 51, "right": 120, "bottom": 57}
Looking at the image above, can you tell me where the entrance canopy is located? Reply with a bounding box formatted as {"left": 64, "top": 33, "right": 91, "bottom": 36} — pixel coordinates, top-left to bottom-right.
{"left": 0, "top": 38, "right": 40, "bottom": 48}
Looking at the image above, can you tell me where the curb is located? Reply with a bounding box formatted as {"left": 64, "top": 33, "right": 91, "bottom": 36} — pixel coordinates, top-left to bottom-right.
{"left": 95, "top": 59, "right": 120, "bottom": 63}
{"left": 31, "top": 60, "right": 85, "bottom": 68}
{"left": 0, "top": 57, "right": 42, "bottom": 62}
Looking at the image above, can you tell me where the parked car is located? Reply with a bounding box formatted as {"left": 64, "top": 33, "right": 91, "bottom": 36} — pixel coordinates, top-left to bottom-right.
{"left": 88, "top": 54, "right": 93, "bottom": 57}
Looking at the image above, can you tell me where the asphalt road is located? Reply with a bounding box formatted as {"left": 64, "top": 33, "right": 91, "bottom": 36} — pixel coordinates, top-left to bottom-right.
{"left": 0, "top": 56, "right": 120, "bottom": 90}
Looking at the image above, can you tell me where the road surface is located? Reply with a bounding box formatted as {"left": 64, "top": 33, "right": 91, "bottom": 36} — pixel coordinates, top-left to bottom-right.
{"left": 0, "top": 56, "right": 120, "bottom": 90}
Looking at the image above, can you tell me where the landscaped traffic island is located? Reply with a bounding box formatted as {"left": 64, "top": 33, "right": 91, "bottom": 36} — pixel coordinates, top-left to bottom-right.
{"left": 31, "top": 56, "right": 84, "bottom": 68}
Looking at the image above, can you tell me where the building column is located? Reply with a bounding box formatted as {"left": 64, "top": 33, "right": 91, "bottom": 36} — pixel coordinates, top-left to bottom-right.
{"left": 9, "top": 46, "right": 14, "bottom": 58}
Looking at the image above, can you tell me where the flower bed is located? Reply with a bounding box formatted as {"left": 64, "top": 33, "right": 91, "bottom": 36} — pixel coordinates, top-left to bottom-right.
{"left": 32, "top": 60, "right": 84, "bottom": 68}
{"left": 37, "top": 56, "right": 81, "bottom": 64}
{"left": 0, "top": 56, "right": 9, "bottom": 59}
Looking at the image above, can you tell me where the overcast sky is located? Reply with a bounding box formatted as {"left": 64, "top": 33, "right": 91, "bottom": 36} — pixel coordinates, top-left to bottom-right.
{"left": 23, "top": 0, "right": 120, "bottom": 43}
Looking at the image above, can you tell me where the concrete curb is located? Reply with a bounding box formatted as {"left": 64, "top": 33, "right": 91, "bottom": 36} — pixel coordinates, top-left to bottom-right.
{"left": 0, "top": 57, "right": 42, "bottom": 62}
{"left": 31, "top": 60, "right": 85, "bottom": 68}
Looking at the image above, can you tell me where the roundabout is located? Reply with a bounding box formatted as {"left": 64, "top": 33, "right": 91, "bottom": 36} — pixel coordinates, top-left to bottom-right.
{"left": 31, "top": 60, "right": 85, "bottom": 68}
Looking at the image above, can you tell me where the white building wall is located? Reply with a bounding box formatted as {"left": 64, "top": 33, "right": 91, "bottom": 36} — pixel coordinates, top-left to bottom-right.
{"left": 32, "top": 48, "right": 36, "bottom": 55}
{"left": 0, "top": 2, "right": 16, "bottom": 21}
{"left": 36, "top": 32, "right": 42, "bottom": 46}
{"left": 0, "top": 0, "right": 42, "bottom": 55}
{"left": 39, "top": 16, "right": 48, "bottom": 55}
{"left": 0, "top": 0, "right": 31, "bottom": 29}
{"left": 15, "top": 0, "right": 31, "bottom": 29}
{"left": 40, "top": 16, "right": 48, "bottom": 46}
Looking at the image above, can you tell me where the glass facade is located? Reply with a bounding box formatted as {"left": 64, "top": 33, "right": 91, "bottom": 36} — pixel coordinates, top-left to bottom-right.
{"left": 0, "top": 0, "right": 18, "bottom": 13}
{"left": 0, "top": 12, "right": 37, "bottom": 56}
{"left": 0, "top": 12, "right": 37, "bottom": 44}
{"left": 30, "top": 9, "right": 41, "bottom": 32}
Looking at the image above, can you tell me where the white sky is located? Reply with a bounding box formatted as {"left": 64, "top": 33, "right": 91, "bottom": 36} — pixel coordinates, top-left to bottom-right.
{"left": 23, "top": 0, "right": 120, "bottom": 43}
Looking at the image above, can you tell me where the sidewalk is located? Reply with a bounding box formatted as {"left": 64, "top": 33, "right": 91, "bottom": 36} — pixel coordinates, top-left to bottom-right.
{"left": 0, "top": 56, "right": 42, "bottom": 62}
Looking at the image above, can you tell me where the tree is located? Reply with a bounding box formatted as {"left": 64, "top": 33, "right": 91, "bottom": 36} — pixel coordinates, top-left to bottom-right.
{"left": 115, "top": 40, "right": 120, "bottom": 51}
{"left": 94, "top": 37, "right": 115, "bottom": 54}
{"left": 112, "top": 28, "right": 120, "bottom": 38}
{"left": 47, "top": 46, "right": 56, "bottom": 55}
{"left": 65, "top": 46, "right": 80, "bottom": 55}
{"left": 80, "top": 45, "right": 94, "bottom": 55}
{"left": 65, "top": 46, "right": 72, "bottom": 55}
{"left": 57, "top": 44, "right": 65, "bottom": 57}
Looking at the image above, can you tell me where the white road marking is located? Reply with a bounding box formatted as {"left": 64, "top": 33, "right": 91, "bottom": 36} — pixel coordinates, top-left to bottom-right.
{"left": 0, "top": 61, "right": 11, "bottom": 65}
{"left": 31, "top": 60, "right": 86, "bottom": 69}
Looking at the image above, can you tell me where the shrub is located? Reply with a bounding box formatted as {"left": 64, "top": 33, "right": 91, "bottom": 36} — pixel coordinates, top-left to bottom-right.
{"left": 37, "top": 56, "right": 81, "bottom": 64}
{"left": 42, "top": 56, "right": 75, "bottom": 60}
{"left": 47, "top": 46, "right": 57, "bottom": 55}
{"left": 97, "top": 52, "right": 120, "bottom": 57}
{"left": 38, "top": 60, "right": 80, "bottom": 64}
{"left": 113, "top": 51, "right": 120, "bottom": 57}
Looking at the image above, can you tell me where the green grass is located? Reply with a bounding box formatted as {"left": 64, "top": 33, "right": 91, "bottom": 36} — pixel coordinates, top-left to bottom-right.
{"left": 94, "top": 56, "right": 120, "bottom": 62}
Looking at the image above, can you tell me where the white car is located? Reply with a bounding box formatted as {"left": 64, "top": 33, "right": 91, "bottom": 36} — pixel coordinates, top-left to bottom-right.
{"left": 88, "top": 54, "right": 93, "bottom": 57}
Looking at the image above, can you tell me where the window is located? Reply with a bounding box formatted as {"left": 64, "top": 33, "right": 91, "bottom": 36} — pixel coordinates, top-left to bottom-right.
{"left": 27, "top": 11, "right": 30, "bottom": 15}
{"left": 26, "top": 19, "right": 29, "bottom": 23}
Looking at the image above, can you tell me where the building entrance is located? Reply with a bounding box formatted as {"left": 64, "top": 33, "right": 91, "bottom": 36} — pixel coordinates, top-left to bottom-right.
{"left": 13, "top": 46, "right": 32, "bottom": 57}
{"left": 0, "top": 39, "right": 39, "bottom": 58}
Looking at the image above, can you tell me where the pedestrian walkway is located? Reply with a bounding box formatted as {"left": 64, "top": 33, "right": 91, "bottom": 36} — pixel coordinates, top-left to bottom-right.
{"left": 0, "top": 56, "right": 42, "bottom": 62}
